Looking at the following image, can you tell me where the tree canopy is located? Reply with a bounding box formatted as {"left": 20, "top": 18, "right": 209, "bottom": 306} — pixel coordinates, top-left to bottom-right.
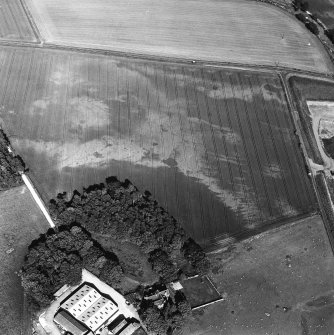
{"left": 20, "top": 226, "right": 124, "bottom": 308}
{"left": 140, "top": 291, "right": 191, "bottom": 335}
{"left": 0, "top": 129, "right": 25, "bottom": 191}
{"left": 49, "top": 177, "right": 209, "bottom": 279}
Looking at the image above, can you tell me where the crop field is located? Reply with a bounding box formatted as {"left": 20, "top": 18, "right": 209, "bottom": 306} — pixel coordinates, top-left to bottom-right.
{"left": 0, "top": 47, "right": 316, "bottom": 247}
{"left": 0, "top": 185, "right": 49, "bottom": 334}
{"left": 0, "top": 0, "right": 37, "bottom": 42}
{"left": 24, "top": 0, "right": 333, "bottom": 73}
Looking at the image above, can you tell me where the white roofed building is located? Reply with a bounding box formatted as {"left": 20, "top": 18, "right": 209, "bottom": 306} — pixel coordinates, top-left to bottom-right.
{"left": 59, "top": 284, "right": 119, "bottom": 334}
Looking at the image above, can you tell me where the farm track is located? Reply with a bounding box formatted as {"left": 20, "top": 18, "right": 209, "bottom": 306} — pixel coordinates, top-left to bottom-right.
{"left": 1, "top": 39, "right": 334, "bottom": 80}
{"left": 18, "top": 0, "right": 41, "bottom": 43}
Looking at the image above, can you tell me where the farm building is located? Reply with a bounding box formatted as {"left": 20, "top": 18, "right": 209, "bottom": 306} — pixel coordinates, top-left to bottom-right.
{"left": 55, "top": 283, "right": 119, "bottom": 334}
{"left": 54, "top": 310, "right": 90, "bottom": 335}
{"left": 107, "top": 315, "right": 140, "bottom": 335}
{"left": 116, "top": 322, "right": 140, "bottom": 335}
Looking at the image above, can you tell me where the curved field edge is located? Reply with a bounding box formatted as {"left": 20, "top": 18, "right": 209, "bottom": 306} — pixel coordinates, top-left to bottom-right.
{"left": 23, "top": 0, "right": 333, "bottom": 73}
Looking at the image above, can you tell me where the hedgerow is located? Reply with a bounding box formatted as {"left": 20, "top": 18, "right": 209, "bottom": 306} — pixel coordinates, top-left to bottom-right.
{"left": 0, "top": 129, "right": 25, "bottom": 190}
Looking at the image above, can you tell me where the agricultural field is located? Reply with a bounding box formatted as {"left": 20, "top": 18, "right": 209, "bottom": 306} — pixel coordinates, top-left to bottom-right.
{"left": 183, "top": 215, "right": 334, "bottom": 334}
{"left": 24, "top": 0, "right": 333, "bottom": 73}
{"left": 0, "top": 185, "right": 49, "bottom": 335}
{"left": 0, "top": 0, "right": 37, "bottom": 42}
{"left": 0, "top": 47, "right": 316, "bottom": 247}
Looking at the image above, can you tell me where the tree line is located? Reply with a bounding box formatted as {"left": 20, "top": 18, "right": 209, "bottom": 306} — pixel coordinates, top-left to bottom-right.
{"left": 0, "top": 129, "right": 25, "bottom": 191}
{"left": 49, "top": 177, "right": 209, "bottom": 278}
{"left": 20, "top": 225, "right": 124, "bottom": 308}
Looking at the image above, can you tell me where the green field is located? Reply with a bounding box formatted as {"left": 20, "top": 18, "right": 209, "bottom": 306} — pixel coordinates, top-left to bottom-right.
{"left": 0, "top": 47, "right": 316, "bottom": 247}
{"left": 0, "top": 185, "right": 49, "bottom": 335}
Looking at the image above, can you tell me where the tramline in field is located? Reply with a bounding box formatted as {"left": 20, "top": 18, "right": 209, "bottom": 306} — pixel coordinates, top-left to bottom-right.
{"left": 0, "top": 47, "right": 316, "bottom": 247}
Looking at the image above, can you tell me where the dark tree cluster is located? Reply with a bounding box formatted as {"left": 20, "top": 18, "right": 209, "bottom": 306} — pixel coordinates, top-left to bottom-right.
{"left": 140, "top": 291, "right": 191, "bottom": 335}
{"left": 20, "top": 226, "right": 124, "bottom": 308}
{"left": 295, "top": 13, "right": 308, "bottom": 24}
{"left": 0, "top": 129, "right": 25, "bottom": 191}
{"left": 49, "top": 177, "right": 209, "bottom": 279}
{"left": 182, "top": 239, "right": 210, "bottom": 276}
{"left": 295, "top": 13, "right": 319, "bottom": 35}
{"left": 305, "top": 21, "right": 319, "bottom": 35}
{"left": 325, "top": 29, "right": 334, "bottom": 44}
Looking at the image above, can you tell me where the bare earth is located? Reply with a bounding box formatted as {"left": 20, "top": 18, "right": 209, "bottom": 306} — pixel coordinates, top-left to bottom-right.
{"left": 307, "top": 100, "right": 334, "bottom": 171}
{"left": 25, "top": 0, "right": 332, "bottom": 73}
{"left": 184, "top": 215, "right": 334, "bottom": 335}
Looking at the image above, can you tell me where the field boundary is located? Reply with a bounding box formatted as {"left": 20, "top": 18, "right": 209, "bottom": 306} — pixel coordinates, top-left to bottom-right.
{"left": 283, "top": 72, "right": 334, "bottom": 253}
{"left": 19, "top": 0, "right": 42, "bottom": 43}
{"left": 21, "top": 174, "right": 55, "bottom": 228}
{"left": 314, "top": 172, "right": 334, "bottom": 252}
{"left": 205, "top": 211, "right": 318, "bottom": 252}
{"left": 0, "top": 39, "right": 332, "bottom": 78}
{"left": 43, "top": 42, "right": 334, "bottom": 77}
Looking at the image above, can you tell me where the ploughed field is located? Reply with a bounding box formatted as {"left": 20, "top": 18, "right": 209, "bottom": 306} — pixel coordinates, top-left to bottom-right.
{"left": 0, "top": 0, "right": 37, "bottom": 42}
{"left": 25, "top": 0, "right": 333, "bottom": 73}
{"left": 0, "top": 47, "right": 316, "bottom": 247}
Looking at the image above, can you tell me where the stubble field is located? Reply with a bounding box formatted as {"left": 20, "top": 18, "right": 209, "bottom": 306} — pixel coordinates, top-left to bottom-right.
{"left": 0, "top": 47, "right": 316, "bottom": 247}
{"left": 0, "top": 0, "right": 37, "bottom": 42}
{"left": 24, "top": 0, "right": 333, "bottom": 73}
